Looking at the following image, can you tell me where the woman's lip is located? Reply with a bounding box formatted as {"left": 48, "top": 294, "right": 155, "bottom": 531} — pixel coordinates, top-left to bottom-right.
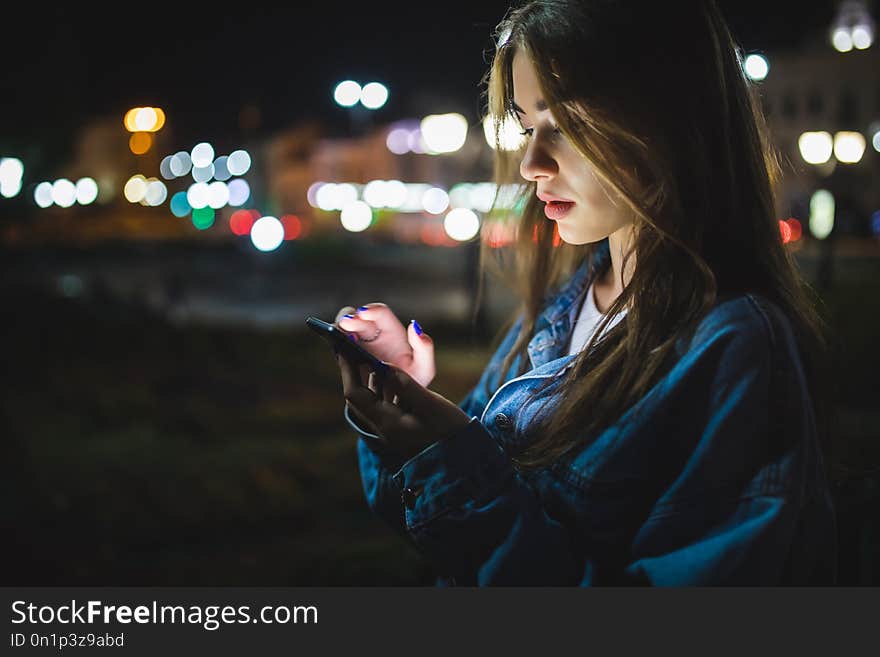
{"left": 544, "top": 200, "right": 575, "bottom": 220}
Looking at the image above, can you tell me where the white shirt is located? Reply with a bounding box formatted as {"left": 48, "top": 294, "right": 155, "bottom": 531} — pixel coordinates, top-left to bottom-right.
{"left": 566, "top": 279, "right": 628, "bottom": 356}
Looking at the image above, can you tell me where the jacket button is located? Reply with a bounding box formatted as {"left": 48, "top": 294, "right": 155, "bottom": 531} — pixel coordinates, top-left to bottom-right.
{"left": 401, "top": 486, "right": 420, "bottom": 510}
{"left": 494, "top": 413, "right": 512, "bottom": 430}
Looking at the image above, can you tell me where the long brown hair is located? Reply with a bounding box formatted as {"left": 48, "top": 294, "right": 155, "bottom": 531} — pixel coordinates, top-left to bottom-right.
{"left": 473, "top": 0, "right": 833, "bottom": 474}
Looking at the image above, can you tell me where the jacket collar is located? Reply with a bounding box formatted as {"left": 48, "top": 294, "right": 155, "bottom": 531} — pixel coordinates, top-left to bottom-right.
{"left": 526, "top": 239, "right": 611, "bottom": 369}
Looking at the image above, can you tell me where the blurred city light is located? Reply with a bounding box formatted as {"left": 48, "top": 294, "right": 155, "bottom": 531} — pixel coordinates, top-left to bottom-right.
{"left": 831, "top": 1, "right": 875, "bottom": 51}
{"left": 124, "top": 107, "right": 166, "bottom": 132}
{"left": 482, "top": 114, "right": 528, "bottom": 151}
{"left": 207, "top": 181, "right": 229, "bottom": 209}
{"left": 143, "top": 179, "right": 167, "bottom": 206}
{"left": 159, "top": 155, "right": 175, "bottom": 180}
{"left": 386, "top": 128, "right": 411, "bottom": 154}
{"left": 420, "top": 113, "right": 469, "bottom": 154}
{"left": 169, "top": 151, "right": 192, "bottom": 177}
{"left": 192, "top": 206, "right": 215, "bottom": 230}
{"left": 212, "top": 155, "right": 231, "bottom": 181}
{"left": 229, "top": 209, "right": 257, "bottom": 236}
{"left": 186, "top": 182, "right": 210, "bottom": 209}
{"left": 281, "top": 214, "right": 303, "bottom": 240}
{"left": 340, "top": 201, "right": 373, "bottom": 232}
{"left": 871, "top": 210, "right": 880, "bottom": 237}
{"left": 422, "top": 187, "right": 450, "bottom": 215}
{"left": 798, "top": 131, "right": 834, "bottom": 164}
{"left": 444, "top": 207, "right": 480, "bottom": 241}
{"left": 873, "top": 125, "right": 880, "bottom": 152}
{"left": 851, "top": 24, "right": 874, "bottom": 49}
{"left": 333, "top": 80, "right": 361, "bottom": 107}
{"left": 227, "top": 150, "right": 251, "bottom": 176}
{"left": 786, "top": 217, "right": 803, "bottom": 242}
{"left": 34, "top": 182, "right": 53, "bottom": 208}
{"left": 75, "top": 177, "right": 99, "bottom": 205}
{"left": 809, "top": 189, "right": 835, "bottom": 239}
{"left": 0, "top": 157, "right": 24, "bottom": 198}
{"left": 51, "top": 179, "right": 77, "bottom": 207}
{"left": 129, "top": 132, "right": 153, "bottom": 155}
{"left": 834, "top": 131, "right": 866, "bottom": 163}
{"left": 192, "top": 164, "right": 215, "bottom": 183}
{"left": 124, "top": 175, "right": 148, "bottom": 203}
{"left": 307, "top": 181, "right": 325, "bottom": 207}
{"left": 250, "top": 215, "right": 284, "bottom": 251}
{"left": 361, "top": 82, "right": 389, "bottom": 109}
{"left": 743, "top": 53, "right": 769, "bottom": 81}
{"left": 227, "top": 179, "right": 250, "bottom": 206}
{"left": 832, "top": 27, "right": 854, "bottom": 51}
{"left": 170, "top": 191, "right": 191, "bottom": 217}
{"left": 191, "top": 142, "right": 215, "bottom": 168}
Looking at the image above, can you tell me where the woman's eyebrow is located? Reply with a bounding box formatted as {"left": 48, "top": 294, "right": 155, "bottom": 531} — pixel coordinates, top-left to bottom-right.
{"left": 512, "top": 99, "right": 548, "bottom": 115}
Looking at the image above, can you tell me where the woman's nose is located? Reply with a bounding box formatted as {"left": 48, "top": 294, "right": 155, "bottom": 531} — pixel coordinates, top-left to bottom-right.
{"left": 519, "top": 138, "right": 558, "bottom": 182}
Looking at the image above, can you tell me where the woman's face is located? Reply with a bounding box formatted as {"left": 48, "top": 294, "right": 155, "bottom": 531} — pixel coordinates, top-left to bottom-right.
{"left": 512, "top": 51, "right": 632, "bottom": 245}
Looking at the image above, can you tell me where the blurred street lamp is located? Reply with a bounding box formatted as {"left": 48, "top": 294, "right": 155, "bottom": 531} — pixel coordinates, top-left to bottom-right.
{"left": 798, "top": 131, "right": 834, "bottom": 164}
{"left": 830, "top": 0, "right": 875, "bottom": 51}
{"left": 743, "top": 53, "right": 769, "bottom": 81}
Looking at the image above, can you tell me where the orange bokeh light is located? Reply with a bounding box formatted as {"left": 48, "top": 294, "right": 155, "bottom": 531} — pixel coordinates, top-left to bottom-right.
{"left": 786, "top": 217, "right": 802, "bottom": 242}
{"left": 129, "top": 132, "right": 153, "bottom": 155}
{"left": 281, "top": 214, "right": 302, "bottom": 240}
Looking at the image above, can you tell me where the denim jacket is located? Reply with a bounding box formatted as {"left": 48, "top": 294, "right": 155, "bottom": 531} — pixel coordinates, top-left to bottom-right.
{"left": 346, "top": 239, "right": 837, "bottom": 585}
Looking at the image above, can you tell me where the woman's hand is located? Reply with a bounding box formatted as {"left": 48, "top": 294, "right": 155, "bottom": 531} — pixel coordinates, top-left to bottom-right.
{"left": 335, "top": 348, "right": 471, "bottom": 463}
{"left": 334, "top": 303, "right": 435, "bottom": 387}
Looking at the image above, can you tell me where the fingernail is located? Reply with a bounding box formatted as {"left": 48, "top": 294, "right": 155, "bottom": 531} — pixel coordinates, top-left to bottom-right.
{"left": 357, "top": 306, "right": 369, "bottom": 312}
{"left": 343, "top": 314, "right": 355, "bottom": 320}
{"left": 411, "top": 319, "right": 423, "bottom": 336}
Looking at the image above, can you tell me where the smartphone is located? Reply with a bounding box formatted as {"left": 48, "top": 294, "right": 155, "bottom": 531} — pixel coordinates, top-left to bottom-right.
{"left": 305, "top": 316, "right": 390, "bottom": 386}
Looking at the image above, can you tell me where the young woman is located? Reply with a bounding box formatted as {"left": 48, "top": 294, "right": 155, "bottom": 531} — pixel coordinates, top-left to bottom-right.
{"left": 332, "top": 0, "right": 837, "bottom": 585}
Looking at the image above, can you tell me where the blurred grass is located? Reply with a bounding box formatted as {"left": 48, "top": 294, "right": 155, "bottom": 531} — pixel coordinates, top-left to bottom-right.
{"left": 0, "top": 284, "right": 491, "bottom": 585}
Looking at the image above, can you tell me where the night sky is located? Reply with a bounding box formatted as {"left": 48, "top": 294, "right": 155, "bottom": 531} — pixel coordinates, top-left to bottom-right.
{"left": 2, "top": 1, "right": 840, "bottom": 168}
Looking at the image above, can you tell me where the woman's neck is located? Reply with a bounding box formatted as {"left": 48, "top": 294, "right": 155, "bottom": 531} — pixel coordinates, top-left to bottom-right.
{"left": 595, "top": 224, "right": 635, "bottom": 314}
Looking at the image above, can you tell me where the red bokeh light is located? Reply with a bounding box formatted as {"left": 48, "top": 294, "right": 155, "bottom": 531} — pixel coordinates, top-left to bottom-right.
{"left": 280, "top": 214, "right": 302, "bottom": 240}
{"left": 230, "top": 209, "right": 258, "bottom": 236}
{"left": 786, "top": 217, "right": 802, "bottom": 242}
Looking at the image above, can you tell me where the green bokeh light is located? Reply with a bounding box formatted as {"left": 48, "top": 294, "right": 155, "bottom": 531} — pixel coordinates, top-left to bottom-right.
{"left": 192, "top": 207, "right": 215, "bottom": 230}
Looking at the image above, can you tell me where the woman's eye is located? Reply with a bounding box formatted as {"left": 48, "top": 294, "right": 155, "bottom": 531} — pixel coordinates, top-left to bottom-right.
{"left": 519, "top": 126, "right": 561, "bottom": 138}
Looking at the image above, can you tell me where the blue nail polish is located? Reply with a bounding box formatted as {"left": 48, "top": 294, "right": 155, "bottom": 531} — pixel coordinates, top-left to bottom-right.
{"left": 411, "top": 319, "right": 423, "bottom": 336}
{"left": 357, "top": 306, "right": 369, "bottom": 312}
{"left": 343, "top": 314, "right": 355, "bottom": 319}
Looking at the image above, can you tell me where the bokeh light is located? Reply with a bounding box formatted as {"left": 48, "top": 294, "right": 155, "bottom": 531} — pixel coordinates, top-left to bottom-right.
{"left": 227, "top": 150, "right": 251, "bottom": 176}
{"left": 213, "top": 155, "right": 231, "bottom": 181}
{"left": 159, "top": 155, "right": 175, "bottom": 180}
{"left": 124, "top": 175, "right": 148, "bottom": 204}
{"left": 798, "top": 132, "right": 833, "bottom": 164}
{"left": 280, "top": 214, "right": 302, "bottom": 240}
{"left": 444, "top": 207, "right": 480, "bottom": 241}
{"left": 192, "top": 207, "right": 215, "bottom": 230}
{"left": 191, "top": 142, "right": 215, "bottom": 168}
{"left": 743, "top": 53, "right": 769, "bottom": 81}
{"left": 143, "top": 179, "right": 168, "bottom": 206}
{"left": 191, "top": 164, "right": 215, "bottom": 183}
{"left": 422, "top": 187, "right": 450, "bottom": 215}
{"left": 51, "top": 179, "right": 77, "bottom": 208}
{"left": 170, "top": 191, "right": 191, "bottom": 217}
{"left": 170, "top": 151, "right": 192, "bottom": 177}
{"left": 334, "top": 80, "right": 361, "bottom": 107}
{"left": 386, "top": 128, "right": 411, "bottom": 154}
{"left": 207, "top": 181, "right": 229, "bottom": 209}
{"left": 340, "top": 201, "right": 373, "bottom": 232}
{"left": 75, "top": 177, "right": 99, "bottom": 205}
{"left": 833, "top": 131, "right": 866, "bottom": 163}
{"left": 832, "top": 27, "right": 853, "bottom": 52}
{"left": 227, "top": 179, "right": 250, "bottom": 206}
{"left": 420, "top": 113, "right": 469, "bottom": 154}
{"left": 809, "top": 189, "right": 835, "bottom": 239}
{"left": 34, "top": 182, "right": 54, "bottom": 208}
{"left": 186, "top": 182, "right": 210, "bottom": 209}
{"left": 361, "top": 82, "right": 389, "bottom": 109}
{"left": 230, "top": 209, "right": 257, "bottom": 236}
{"left": 129, "top": 132, "right": 153, "bottom": 155}
{"left": 250, "top": 215, "right": 284, "bottom": 251}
